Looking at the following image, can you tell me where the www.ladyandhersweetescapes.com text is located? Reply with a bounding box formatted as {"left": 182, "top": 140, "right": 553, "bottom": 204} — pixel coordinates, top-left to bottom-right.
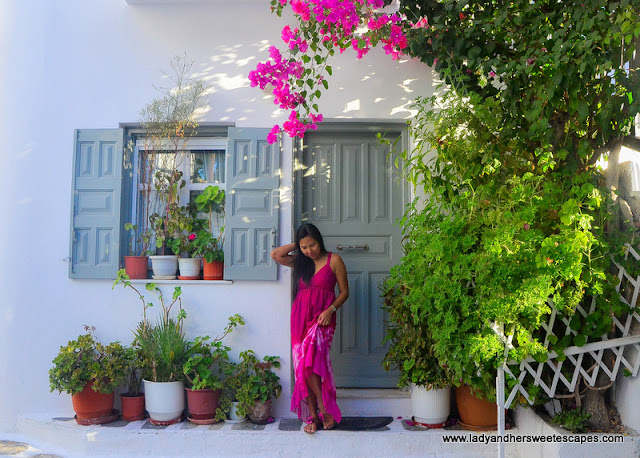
{"left": 442, "top": 433, "right": 625, "bottom": 445}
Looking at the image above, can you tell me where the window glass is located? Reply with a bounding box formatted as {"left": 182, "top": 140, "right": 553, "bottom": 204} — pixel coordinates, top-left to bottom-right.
{"left": 133, "top": 145, "right": 226, "bottom": 254}
{"left": 190, "top": 150, "right": 224, "bottom": 184}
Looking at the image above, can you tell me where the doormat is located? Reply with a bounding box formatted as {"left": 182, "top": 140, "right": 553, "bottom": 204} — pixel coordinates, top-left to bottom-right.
{"left": 333, "top": 416, "right": 393, "bottom": 431}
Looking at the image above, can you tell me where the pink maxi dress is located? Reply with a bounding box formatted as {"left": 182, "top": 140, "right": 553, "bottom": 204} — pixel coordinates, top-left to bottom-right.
{"left": 290, "top": 252, "right": 342, "bottom": 425}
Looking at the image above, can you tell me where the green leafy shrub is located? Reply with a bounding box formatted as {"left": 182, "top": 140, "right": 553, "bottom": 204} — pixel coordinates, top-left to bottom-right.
{"left": 220, "top": 350, "right": 281, "bottom": 418}
{"left": 183, "top": 315, "right": 245, "bottom": 418}
{"left": 122, "top": 343, "right": 146, "bottom": 396}
{"left": 551, "top": 409, "right": 591, "bottom": 433}
{"left": 383, "top": 89, "right": 624, "bottom": 401}
{"left": 49, "top": 330, "right": 128, "bottom": 395}
{"left": 382, "top": 281, "right": 450, "bottom": 390}
{"left": 193, "top": 185, "right": 225, "bottom": 262}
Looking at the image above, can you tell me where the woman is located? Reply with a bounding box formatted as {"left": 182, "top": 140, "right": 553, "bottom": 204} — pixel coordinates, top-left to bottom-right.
{"left": 271, "top": 223, "right": 349, "bottom": 434}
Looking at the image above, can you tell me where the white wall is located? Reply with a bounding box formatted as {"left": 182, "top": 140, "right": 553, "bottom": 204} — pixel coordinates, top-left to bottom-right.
{"left": 0, "top": 0, "right": 434, "bottom": 432}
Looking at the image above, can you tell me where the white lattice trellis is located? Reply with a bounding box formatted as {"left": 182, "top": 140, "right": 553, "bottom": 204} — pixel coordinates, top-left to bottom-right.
{"left": 495, "top": 244, "right": 640, "bottom": 457}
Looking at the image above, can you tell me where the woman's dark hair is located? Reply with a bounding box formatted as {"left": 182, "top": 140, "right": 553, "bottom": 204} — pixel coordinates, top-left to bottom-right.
{"left": 292, "top": 223, "right": 327, "bottom": 295}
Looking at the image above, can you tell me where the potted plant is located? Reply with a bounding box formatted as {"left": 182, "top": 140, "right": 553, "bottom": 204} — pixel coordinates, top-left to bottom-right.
{"left": 49, "top": 327, "right": 128, "bottom": 425}
{"left": 182, "top": 314, "right": 245, "bottom": 424}
{"left": 218, "top": 359, "right": 249, "bottom": 423}
{"left": 382, "top": 281, "right": 451, "bottom": 427}
{"left": 235, "top": 350, "right": 281, "bottom": 424}
{"left": 148, "top": 170, "right": 188, "bottom": 279}
{"left": 123, "top": 223, "right": 152, "bottom": 279}
{"left": 134, "top": 291, "right": 190, "bottom": 425}
{"left": 194, "top": 185, "right": 225, "bottom": 280}
{"left": 119, "top": 343, "right": 147, "bottom": 421}
{"left": 177, "top": 232, "right": 201, "bottom": 279}
{"left": 138, "top": 54, "right": 209, "bottom": 280}
{"left": 114, "top": 269, "right": 190, "bottom": 425}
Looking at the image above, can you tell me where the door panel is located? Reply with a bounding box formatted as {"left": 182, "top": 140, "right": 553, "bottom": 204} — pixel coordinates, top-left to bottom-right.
{"left": 301, "top": 129, "right": 405, "bottom": 387}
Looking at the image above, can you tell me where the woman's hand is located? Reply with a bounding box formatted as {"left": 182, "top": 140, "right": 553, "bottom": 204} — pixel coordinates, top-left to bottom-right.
{"left": 317, "top": 307, "right": 334, "bottom": 326}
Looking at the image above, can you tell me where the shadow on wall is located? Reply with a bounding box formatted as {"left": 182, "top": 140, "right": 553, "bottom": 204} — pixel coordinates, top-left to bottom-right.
{"left": 128, "top": 3, "right": 435, "bottom": 126}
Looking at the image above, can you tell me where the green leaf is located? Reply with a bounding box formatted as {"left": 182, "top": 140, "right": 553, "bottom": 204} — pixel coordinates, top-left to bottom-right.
{"left": 573, "top": 334, "right": 587, "bottom": 347}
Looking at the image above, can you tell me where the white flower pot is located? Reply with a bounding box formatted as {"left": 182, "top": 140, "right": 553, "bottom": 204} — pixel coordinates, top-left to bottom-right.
{"left": 143, "top": 380, "right": 184, "bottom": 423}
{"left": 410, "top": 383, "right": 450, "bottom": 425}
{"left": 227, "top": 401, "right": 246, "bottom": 423}
{"left": 149, "top": 255, "right": 178, "bottom": 279}
{"left": 178, "top": 257, "right": 201, "bottom": 278}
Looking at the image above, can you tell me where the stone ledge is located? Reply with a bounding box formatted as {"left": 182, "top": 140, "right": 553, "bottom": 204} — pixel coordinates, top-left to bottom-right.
{"left": 16, "top": 414, "right": 520, "bottom": 457}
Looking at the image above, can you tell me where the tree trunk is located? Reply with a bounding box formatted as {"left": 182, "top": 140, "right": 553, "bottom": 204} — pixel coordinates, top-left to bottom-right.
{"left": 582, "top": 362, "right": 613, "bottom": 431}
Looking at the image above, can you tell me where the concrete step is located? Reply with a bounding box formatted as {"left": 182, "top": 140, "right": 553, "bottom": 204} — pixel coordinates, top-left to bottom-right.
{"left": 336, "top": 388, "right": 411, "bottom": 417}
{"left": 15, "top": 414, "right": 520, "bottom": 457}
{"left": 14, "top": 407, "right": 638, "bottom": 457}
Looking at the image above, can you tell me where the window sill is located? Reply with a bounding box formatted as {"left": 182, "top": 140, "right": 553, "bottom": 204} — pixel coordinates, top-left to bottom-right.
{"left": 127, "top": 279, "right": 232, "bottom": 285}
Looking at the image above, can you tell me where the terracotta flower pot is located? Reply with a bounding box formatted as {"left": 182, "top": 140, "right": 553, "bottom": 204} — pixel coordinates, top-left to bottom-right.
{"left": 185, "top": 388, "right": 221, "bottom": 422}
{"left": 71, "top": 380, "right": 115, "bottom": 423}
{"left": 203, "top": 260, "right": 224, "bottom": 280}
{"left": 124, "top": 256, "right": 149, "bottom": 279}
{"left": 120, "top": 393, "right": 146, "bottom": 421}
{"left": 248, "top": 398, "right": 272, "bottom": 424}
{"left": 455, "top": 385, "right": 497, "bottom": 431}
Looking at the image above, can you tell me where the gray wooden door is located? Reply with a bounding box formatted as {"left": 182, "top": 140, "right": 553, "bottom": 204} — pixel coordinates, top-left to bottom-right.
{"left": 300, "top": 128, "right": 406, "bottom": 387}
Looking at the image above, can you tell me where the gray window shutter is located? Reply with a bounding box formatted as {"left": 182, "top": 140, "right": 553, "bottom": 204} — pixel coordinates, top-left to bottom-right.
{"left": 69, "top": 129, "right": 125, "bottom": 279}
{"left": 224, "top": 128, "right": 280, "bottom": 280}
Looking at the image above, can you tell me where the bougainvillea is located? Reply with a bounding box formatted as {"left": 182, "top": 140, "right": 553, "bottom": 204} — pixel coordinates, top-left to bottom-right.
{"left": 249, "top": 0, "right": 407, "bottom": 143}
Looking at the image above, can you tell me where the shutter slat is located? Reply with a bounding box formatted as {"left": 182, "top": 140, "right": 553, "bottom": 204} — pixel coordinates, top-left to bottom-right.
{"left": 69, "top": 129, "right": 124, "bottom": 279}
{"left": 224, "top": 128, "right": 280, "bottom": 280}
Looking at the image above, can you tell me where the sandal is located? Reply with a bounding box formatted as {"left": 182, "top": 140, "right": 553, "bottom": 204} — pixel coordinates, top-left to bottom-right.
{"left": 304, "top": 417, "right": 321, "bottom": 434}
{"left": 319, "top": 411, "right": 337, "bottom": 430}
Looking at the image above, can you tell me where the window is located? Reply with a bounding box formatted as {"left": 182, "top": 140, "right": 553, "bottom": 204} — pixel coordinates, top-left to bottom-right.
{"left": 132, "top": 138, "right": 227, "bottom": 253}
{"left": 69, "top": 126, "right": 281, "bottom": 281}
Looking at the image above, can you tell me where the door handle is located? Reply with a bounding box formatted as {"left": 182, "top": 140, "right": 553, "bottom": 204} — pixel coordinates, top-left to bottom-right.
{"left": 336, "top": 244, "right": 369, "bottom": 252}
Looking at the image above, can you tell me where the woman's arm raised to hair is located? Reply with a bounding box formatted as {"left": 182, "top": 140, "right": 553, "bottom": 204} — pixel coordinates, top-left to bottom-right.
{"left": 271, "top": 242, "right": 297, "bottom": 267}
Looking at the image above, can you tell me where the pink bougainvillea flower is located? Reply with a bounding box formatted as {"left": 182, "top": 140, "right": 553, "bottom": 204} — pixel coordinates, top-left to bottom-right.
{"left": 267, "top": 125, "right": 282, "bottom": 145}
{"left": 488, "top": 70, "right": 496, "bottom": 77}
{"left": 527, "top": 57, "right": 535, "bottom": 65}
{"left": 281, "top": 25, "right": 294, "bottom": 43}
{"left": 188, "top": 233, "right": 197, "bottom": 241}
{"left": 291, "top": 0, "right": 311, "bottom": 21}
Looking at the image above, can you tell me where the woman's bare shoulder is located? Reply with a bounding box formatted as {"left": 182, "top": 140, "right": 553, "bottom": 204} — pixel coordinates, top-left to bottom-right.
{"left": 330, "top": 252, "right": 345, "bottom": 268}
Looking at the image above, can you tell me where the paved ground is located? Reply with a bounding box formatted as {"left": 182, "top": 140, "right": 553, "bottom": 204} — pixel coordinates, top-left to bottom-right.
{"left": 0, "top": 439, "right": 61, "bottom": 457}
